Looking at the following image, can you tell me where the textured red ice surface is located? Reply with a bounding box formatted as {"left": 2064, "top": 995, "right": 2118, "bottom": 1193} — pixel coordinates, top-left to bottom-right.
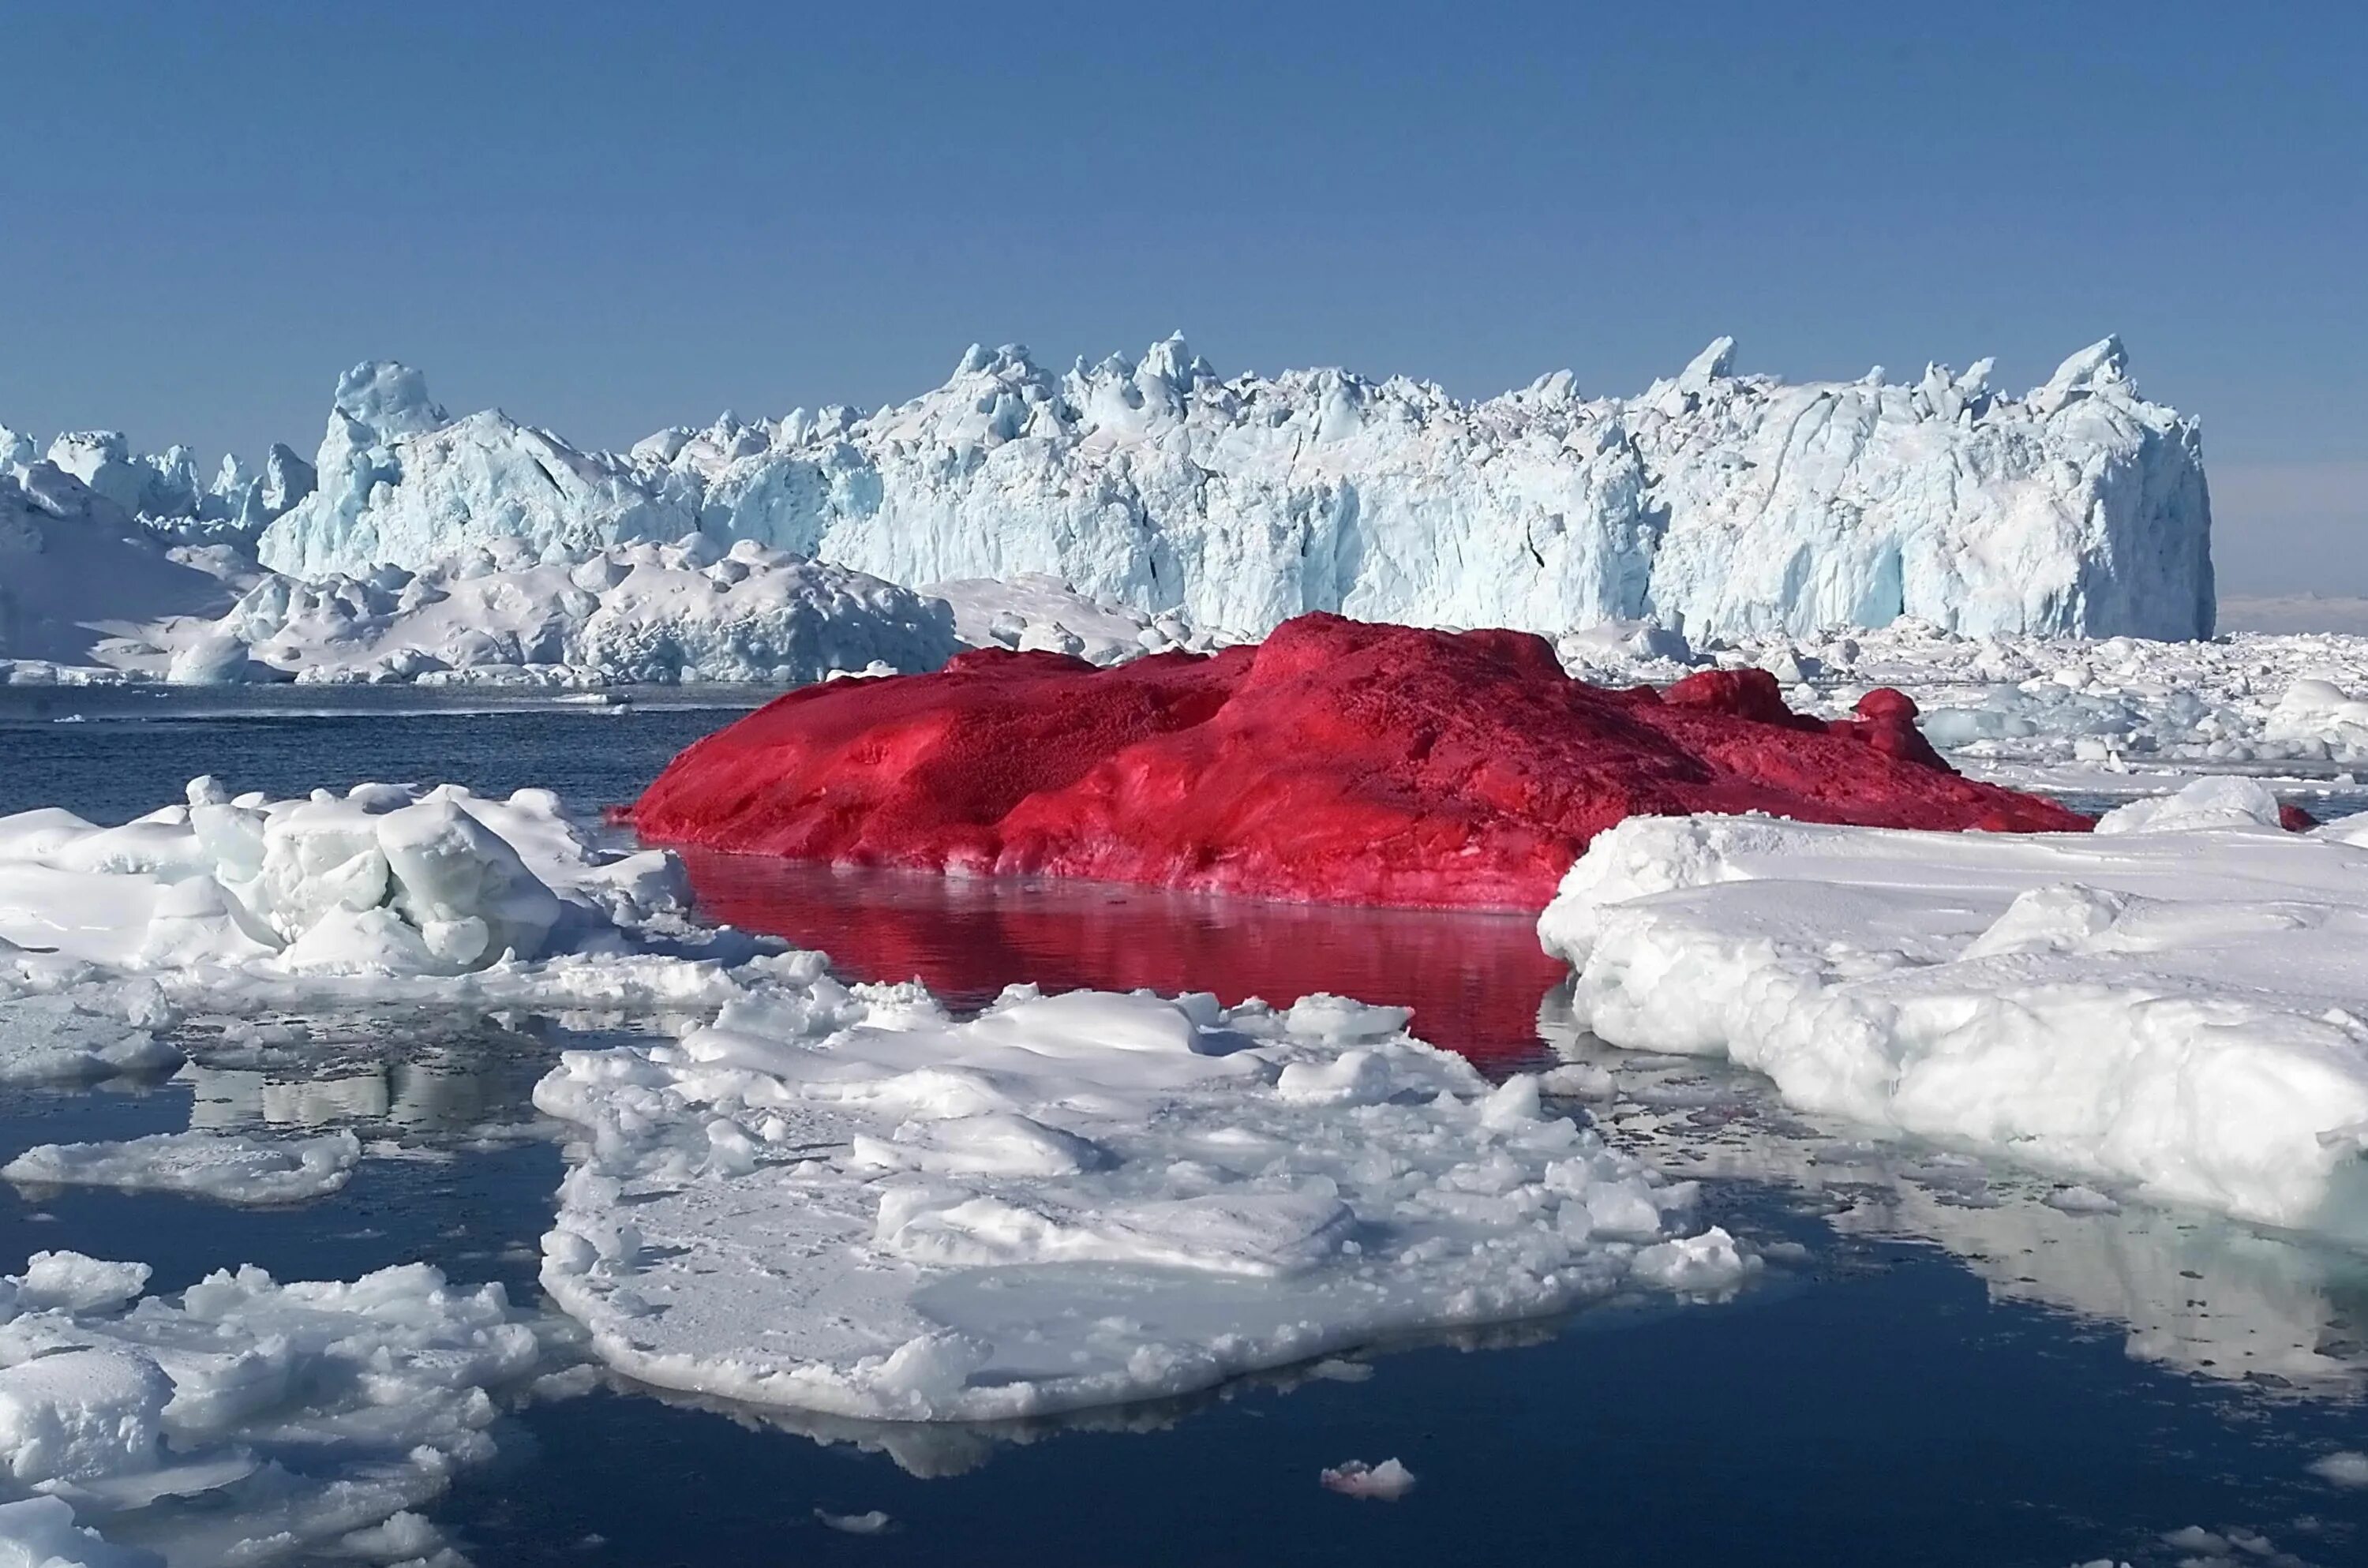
{"left": 631, "top": 613, "right": 2089, "bottom": 911}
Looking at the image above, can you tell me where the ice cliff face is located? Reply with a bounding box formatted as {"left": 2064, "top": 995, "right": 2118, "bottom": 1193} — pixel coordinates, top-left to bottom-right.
{"left": 251, "top": 334, "right": 2208, "bottom": 642}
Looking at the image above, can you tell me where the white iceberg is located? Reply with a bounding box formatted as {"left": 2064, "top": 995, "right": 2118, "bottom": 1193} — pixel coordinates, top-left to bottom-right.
{"left": 535, "top": 975, "right": 1744, "bottom": 1423}
{"left": 1536, "top": 780, "right": 2368, "bottom": 1237}
{"left": 253, "top": 336, "right": 2212, "bottom": 642}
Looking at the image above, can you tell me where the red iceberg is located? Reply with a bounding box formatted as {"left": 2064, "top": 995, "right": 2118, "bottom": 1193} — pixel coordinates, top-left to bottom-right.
{"left": 630, "top": 613, "right": 2088, "bottom": 911}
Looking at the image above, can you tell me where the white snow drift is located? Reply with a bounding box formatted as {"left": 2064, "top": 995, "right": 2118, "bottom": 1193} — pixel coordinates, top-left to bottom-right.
{"left": 535, "top": 969, "right": 1748, "bottom": 1423}
{"left": 252, "top": 335, "right": 2212, "bottom": 642}
{"left": 0, "top": 1250, "right": 548, "bottom": 1565}
{"left": 1538, "top": 780, "right": 2368, "bottom": 1238}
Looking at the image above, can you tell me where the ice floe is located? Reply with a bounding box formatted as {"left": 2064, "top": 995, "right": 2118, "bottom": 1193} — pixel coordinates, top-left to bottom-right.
{"left": 1538, "top": 779, "right": 2368, "bottom": 1237}
{"left": 534, "top": 972, "right": 1746, "bottom": 1422}
{"left": 2, "top": 1131, "right": 362, "bottom": 1205}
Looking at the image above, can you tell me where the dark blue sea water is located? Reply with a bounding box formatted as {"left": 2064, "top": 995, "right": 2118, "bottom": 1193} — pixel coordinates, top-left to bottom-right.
{"left": 5, "top": 688, "right": 2366, "bottom": 1567}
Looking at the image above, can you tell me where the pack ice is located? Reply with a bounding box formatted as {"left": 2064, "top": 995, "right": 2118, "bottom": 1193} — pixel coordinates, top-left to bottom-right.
{"left": 1537, "top": 779, "right": 2368, "bottom": 1238}
{"left": 535, "top": 969, "right": 1751, "bottom": 1422}
{"left": 250, "top": 336, "right": 2211, "bottom": 642}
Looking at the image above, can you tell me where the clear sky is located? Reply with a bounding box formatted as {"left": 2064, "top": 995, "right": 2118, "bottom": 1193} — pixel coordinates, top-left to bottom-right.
{"left": 2, "top": 1, "right": 2360, "bottom": 593}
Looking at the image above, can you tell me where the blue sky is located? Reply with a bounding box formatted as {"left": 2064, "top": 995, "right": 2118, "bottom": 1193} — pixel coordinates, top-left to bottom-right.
{"left": 1, "top": 1, "right": 2359, "bottom": 592}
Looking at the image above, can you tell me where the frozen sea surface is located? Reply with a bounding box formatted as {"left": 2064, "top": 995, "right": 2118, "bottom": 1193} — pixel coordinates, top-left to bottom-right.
{"left": 5, "top": 691, "right": 2367, "bottom": 1566}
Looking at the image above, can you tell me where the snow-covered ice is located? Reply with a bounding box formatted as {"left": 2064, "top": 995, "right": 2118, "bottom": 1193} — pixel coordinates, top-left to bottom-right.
{"left": 534, "top": 972, "right": 1746, "bottom": 1423}
{"left": 2, "top": 1130, "right": 362, "bottom": 1205}
{"left": 1538, "top": 779, "right": 2368, "bottom": 1237}
{"left": 252, "top": 337, "right": 2211, "bottom": 642}
{"left": 0, "top": 1250, "right": 551, "bottom": 1564}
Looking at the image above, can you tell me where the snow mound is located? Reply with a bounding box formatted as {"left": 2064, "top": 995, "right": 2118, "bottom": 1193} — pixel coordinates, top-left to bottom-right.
{"left": 1537, "top": 780, "right": 2368, "bottom": 1237}
{"left": 161, "top": 536, "right": 961, "bottom": 687}
{"left": 631, "top": 612, "right": 2083, "bottom": 909}
{"left": 0, "top": 1251, "right": 549, "bottom": 1563}
{"left": 534, "top": 976, "right": 1740, "bottom": 1422}
{"left": 0, "top": 779, "right": 688, "bottom": 987}
{"left": 253, "top": 338, "right": 2211, "bottom": 642}
{"left": 3, "top": 1130, "right": 362, "bottom": 1205}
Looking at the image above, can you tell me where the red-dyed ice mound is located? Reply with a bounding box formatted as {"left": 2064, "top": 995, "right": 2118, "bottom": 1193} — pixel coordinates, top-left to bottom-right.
{"left": 631, "top": 613, "right": 2089, "bottom": 910}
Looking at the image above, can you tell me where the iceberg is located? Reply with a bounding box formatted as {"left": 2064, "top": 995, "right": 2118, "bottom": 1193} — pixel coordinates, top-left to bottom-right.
{"left": 254, "top": 336, "right": 2213, "bottom": 643}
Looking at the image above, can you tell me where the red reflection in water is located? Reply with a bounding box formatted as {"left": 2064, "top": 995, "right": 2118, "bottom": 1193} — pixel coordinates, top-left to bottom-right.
{"left": 680, "top": 848, "right": 1568, "bottom": 1068}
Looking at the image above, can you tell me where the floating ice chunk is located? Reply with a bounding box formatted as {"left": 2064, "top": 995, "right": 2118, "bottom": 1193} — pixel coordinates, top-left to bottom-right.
{"left": 0, "top": 1252, "right": 552, "bottom": 1562}
{"left": 0, "top": 1348, "right": 172, "bottom": 1485}
{"left": 13, "top": 1253, "right": 153, "bottom": 1313}
{"left": 1537, "top": 1061, "right": 1615, "bottom": 1099}
{"left": 1319, "top": 1458, "right": 1418, "bottom": 1500}
{"left": 1539, "top": 810, "right": 2368, "bottom": 1236}
{"left": 0, "top": 781, "right": 695, "bottom": 997}
{"left": 3, "top": 1130, "right": 362, "bottom": 1204}
{"left": 0, "top": 997, "right": 181, "bottom": 1084}
{"left": 2044, "top": 1185, "right": 2123, "bottom": 1215}
{"left": 1632, "top": 1227, "right": 1756, "bottom": 1293}
{"left": 2309, "top": 1450, "right": 2368, "bottom": 1487}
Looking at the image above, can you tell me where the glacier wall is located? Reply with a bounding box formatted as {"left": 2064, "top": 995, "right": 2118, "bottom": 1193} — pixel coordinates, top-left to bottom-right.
{"left": 254, "top": 335, "right": 2214, "bottom": 641}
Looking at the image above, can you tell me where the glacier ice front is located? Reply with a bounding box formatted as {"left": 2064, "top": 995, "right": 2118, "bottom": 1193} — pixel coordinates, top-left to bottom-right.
{"left": 252, "top": 335, "right": 2213, "bottom": 642}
